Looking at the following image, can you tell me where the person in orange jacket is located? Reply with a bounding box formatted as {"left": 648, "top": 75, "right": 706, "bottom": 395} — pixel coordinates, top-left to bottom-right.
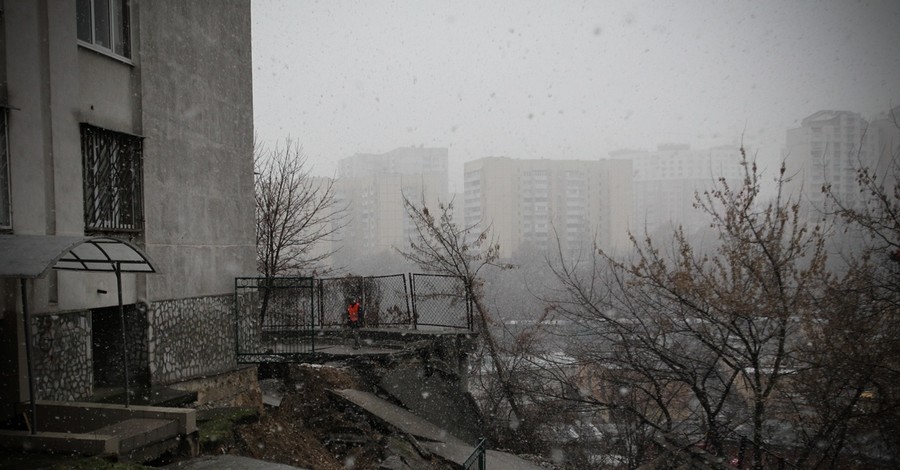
{"left": 347, "top": 299, "right": 361, "bottom": 349}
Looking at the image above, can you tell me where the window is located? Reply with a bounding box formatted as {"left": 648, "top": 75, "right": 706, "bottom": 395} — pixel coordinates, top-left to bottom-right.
{"left": 81, "top": 124, "right": 143, "bottom": 233}
{"left": 0, "top": 109, "right": 10, "bottom": 230}
{"left": 77, "top": 0, "right": 131, "bottom": 60}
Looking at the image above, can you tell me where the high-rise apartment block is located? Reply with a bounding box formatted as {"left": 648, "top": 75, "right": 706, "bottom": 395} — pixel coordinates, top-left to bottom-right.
{"left": 783, "top": 111, "right": 871, "bottom": 212}
{"left": 463, "top": 157, "right": 633, "bottom": 259}
{"left": 614, "top": 144, "right": 744, "bottom": 235}
{"left": 783, "top": 108, "right": 900, "bottom": 217}
{"left": 862, "top": 106, "right": 900, "bottom": 193}
{"left": 334, "top": 147, "right": 449, "bottom": 266}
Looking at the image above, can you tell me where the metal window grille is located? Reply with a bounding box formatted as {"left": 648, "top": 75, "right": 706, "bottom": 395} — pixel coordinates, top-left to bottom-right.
{"left": 81, "top": 124, "right": 143, "bottom": 233}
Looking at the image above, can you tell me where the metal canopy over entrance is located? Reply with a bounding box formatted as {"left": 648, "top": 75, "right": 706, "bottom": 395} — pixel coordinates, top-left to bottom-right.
{"left": 0, "top": 235, "right": 157, "bottom": 434}
{"left": 0, "top": 235, "right": 155, "bottom": 277}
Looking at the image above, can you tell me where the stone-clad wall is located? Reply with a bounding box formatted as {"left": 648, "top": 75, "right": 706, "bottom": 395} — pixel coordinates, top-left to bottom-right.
{"left": 148, "top": 295, "right": 236, "bottom": 384}
{"left": 30, "top": 312, "right": 92, "bottom": 401}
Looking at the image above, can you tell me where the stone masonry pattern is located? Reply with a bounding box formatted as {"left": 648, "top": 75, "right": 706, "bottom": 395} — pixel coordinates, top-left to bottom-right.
{"left": 148, "top": 295, "right": 237, "bottom": 384}
{"left": 30, "top": 311, "right": 92, "bottom": 401}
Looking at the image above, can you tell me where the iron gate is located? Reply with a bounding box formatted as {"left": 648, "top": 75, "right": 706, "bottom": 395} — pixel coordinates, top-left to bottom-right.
{"left": 234, "top": 277, "right": 316, "bottom": 362}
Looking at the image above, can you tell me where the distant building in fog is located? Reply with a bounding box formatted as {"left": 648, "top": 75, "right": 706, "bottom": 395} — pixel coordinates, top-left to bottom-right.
{"left": 334, "top": 147, "right": 449, "bottom": 267}
{"left": 867, "top": 106, "right": 900, "bottom": 192}
{"left": 783, "top": 110, "right": 871, "bottom": 214}
{"left": 782, "top": 108, "right": 900, "bottom": 218}
{"left": 463, "top": 157, "right": 632, "bottom": 259}
{"left": 614, "top": 144, "right": 744, "bottom": 235}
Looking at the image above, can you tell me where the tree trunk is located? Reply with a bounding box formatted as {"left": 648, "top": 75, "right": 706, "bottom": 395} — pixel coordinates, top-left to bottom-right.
{"left": 753, "top": 398, "right": 764, "bottom": 470}
{"left": 472, "top": 294, "right": 523, "bottom": 426}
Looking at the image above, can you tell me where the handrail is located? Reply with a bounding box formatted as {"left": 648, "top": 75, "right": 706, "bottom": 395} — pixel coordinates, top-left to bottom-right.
{"left": 463, "top": 437, "right": 487, "bottom": 470}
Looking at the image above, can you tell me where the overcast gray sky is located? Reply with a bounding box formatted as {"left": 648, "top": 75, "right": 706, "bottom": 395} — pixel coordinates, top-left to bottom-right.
{"left": 251, "top": 0, "right": 900, "bottom": 191}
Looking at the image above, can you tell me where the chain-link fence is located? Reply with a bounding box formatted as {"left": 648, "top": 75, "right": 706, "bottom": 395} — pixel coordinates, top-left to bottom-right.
{"left": 317, "top": 274, "right": 411, "bottom": 328}
{"left": 410, "top": 273, "right": 472, "bottom": 330}
{"left": 234, "top": 277, "right": 316, "bottom": 362}
{"left": 235, "top": 273, "right": 472, "bottom": 361}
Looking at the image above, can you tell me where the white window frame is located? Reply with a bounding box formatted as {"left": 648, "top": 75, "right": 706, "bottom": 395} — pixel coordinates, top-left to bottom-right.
{"left": 76, "top": 0, "right": 133, "bottom": 63}
{"left": 0, "top": 108, "right": 11, "bottom": 230}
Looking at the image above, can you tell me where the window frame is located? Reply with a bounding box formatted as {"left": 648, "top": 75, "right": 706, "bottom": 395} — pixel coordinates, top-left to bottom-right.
{"left": 81, "top": 123, "right": 144, "bottom": 234}
{"left": 76, "top": 0, "right": 133, "bottom": 64}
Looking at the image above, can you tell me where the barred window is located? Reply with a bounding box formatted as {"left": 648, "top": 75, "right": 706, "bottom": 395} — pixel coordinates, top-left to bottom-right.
{"left": 81, "top": 124, "right": 143, "bottom": 233}
{"left": 0, "top": 109, "right": 10, "bottom": 229}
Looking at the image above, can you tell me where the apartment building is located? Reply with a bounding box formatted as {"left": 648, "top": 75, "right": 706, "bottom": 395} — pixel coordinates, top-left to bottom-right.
{"left": 0, "top": 0, "right": 255, "bottom": 422}
{"left": 614, "top": 144, "right": 744, "bottom": 235}
{"left": 334, "top": 147, "right": 449, "bottom": 267}
{"left": 782, "top": 110, "right": 872, "bottom": 213}
{"left": 861, "top": 106, "right": 900, "bottom": 194}
{"left": 463, "top": 157, "right": 632, "bottom": 260}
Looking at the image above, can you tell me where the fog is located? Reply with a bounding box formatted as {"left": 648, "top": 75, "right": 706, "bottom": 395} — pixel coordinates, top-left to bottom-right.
{"left": 252, "top": 0, "right": 900, "bottom": 189}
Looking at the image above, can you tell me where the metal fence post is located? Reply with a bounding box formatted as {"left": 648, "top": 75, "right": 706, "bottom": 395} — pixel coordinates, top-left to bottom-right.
{"left": 409, "top": 273, "right": 417, "bottom": 330}
{"left": 403, "top": 273, "right": 413, "bottom": 329}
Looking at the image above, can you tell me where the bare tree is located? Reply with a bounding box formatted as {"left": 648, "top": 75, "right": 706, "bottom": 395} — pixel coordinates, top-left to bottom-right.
{"left": 256, "top": 138, "right": 346, "bottom": 278}
{"left": 544, "top": 152, "right": 855, "bottom": 468}
{"left": 256, "top": 138, "right": 346, "bottom": 322}
{"left": 817, "top": 110, "right": 900, "bottom": 466}
{"left": 398, "top": 195, "right": 528, "bottom": 444}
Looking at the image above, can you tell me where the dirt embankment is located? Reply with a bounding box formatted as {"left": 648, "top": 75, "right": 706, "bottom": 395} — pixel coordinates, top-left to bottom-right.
{"left": 212, "top": 362, "right": 455, "bottom": 469}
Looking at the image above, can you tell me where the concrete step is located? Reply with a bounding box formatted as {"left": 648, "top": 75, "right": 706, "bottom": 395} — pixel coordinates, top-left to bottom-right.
{"left": 91, "top": 386, "right": 198, "bottom": 408}
{"left": 91, "top": 418, "right": 178, "bottom": 453}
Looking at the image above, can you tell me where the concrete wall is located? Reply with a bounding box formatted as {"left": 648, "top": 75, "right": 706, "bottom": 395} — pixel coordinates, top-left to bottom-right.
{"left": 378, "top": 334, "right": 482, "bottom": 443}
{"left": 3, "top": 0, "right": 142, "bottom": 313}
{"left": 169, "top": 366, "right": 261, "bottom": 410}
{"left": 139, "top": 0, "right": 256, "bottom": 301}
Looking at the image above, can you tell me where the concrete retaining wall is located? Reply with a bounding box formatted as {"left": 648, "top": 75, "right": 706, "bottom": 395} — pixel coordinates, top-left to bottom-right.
{"left": 169, "top": 365, "right": 261, "bottom": 411}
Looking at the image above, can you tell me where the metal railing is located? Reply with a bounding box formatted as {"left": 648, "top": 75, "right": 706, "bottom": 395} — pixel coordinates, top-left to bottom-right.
{"left": 317, "top": 274, "right": 411, "bottom": 328}
{"left": 234, "top": 273, "right": 473, "bottom": 362}
{"left": 411, "top": 273, "right": 473, "bottom": 330}
{"left": 235, "top": 277, "right": 316, "bottom": 363}
{"left": 463, "top": 437, "right": 487, "bottom": 470}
